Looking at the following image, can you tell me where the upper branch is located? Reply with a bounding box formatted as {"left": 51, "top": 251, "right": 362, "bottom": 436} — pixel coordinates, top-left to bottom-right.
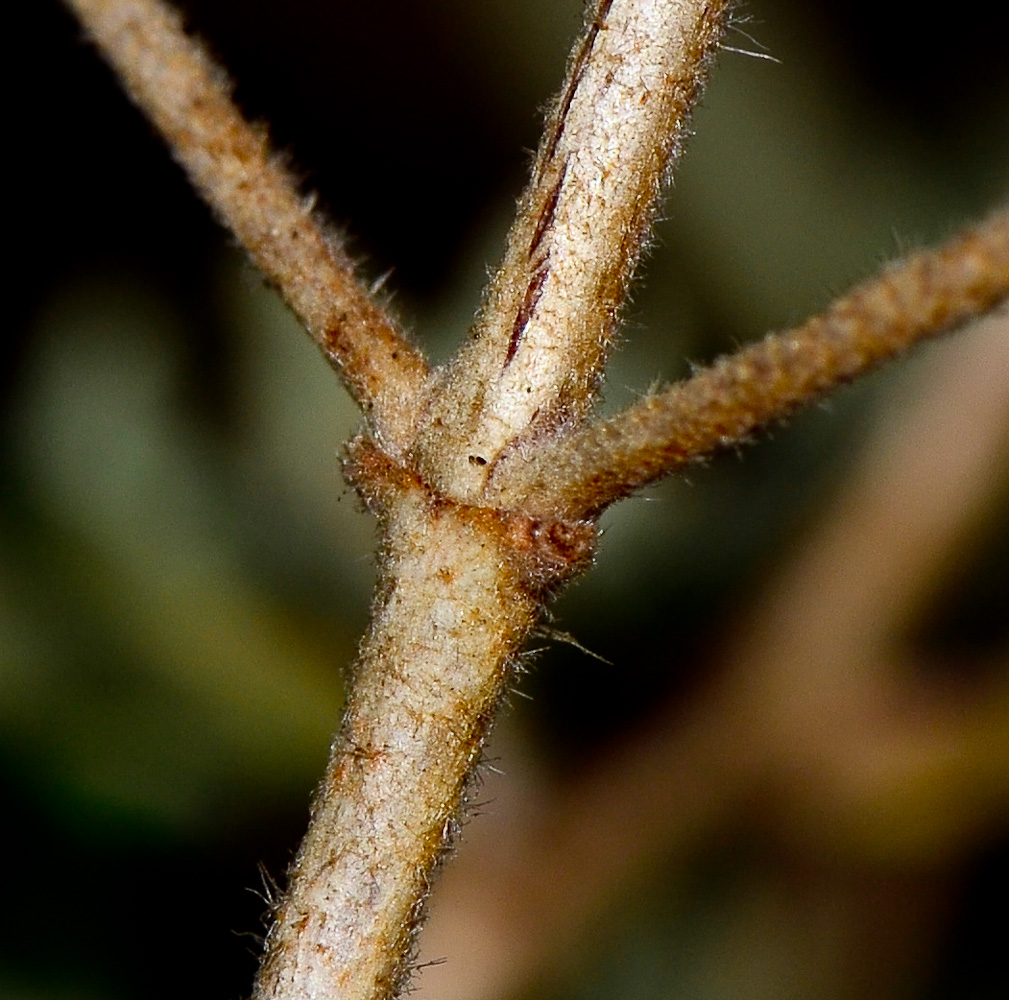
{"left": 414, "top": 0, "right": 729, "bottom": 502}
{"left": 66, "top": 0, "right": 428, "bottom": 451}
{"left": 488, "top": 207, "right": 1009, "bottom": 518}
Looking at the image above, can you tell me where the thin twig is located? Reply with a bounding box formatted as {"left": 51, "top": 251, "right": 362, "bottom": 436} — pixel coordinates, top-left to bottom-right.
{"left": 488, "top": 207, "right": 1009, "bottom": 517}
{"left": 414, "top": 0, "right": 729, "bottom": 503}
{"left": 66, "top": 0, "right": 428, "bottom": 451}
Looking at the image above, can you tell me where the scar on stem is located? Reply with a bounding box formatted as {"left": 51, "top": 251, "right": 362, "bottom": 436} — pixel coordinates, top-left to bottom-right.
{"left": 506, "top": 264, "right": 550, "bottom": 366}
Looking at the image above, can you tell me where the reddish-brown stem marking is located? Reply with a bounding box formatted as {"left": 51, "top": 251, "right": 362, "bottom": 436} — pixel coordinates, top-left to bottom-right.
{"left": 413, "top": 0, "right": 730, "bottom": 503}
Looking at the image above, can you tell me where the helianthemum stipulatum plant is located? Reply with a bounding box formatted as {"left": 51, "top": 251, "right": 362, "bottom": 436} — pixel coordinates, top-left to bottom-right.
{"left": 65, "top": 1, "right": 1009, "bottom": 998}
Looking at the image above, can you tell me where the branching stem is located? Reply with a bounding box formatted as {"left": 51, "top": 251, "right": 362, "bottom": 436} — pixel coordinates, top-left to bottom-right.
{"left": 60, "top": 2, "right": 1009, "bottom": 1000}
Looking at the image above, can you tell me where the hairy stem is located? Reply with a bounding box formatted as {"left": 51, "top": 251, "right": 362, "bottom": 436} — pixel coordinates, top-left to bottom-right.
{"left": 66, "top": 0, "right": 428, "bottom": 451}
{"left": 490, "top": 207, "right": 1009, "bottom": 518}
{"left": 64, "top": 2, "right": 1009, "bottom": 999}
{"left": 414, "top": 0, "right": 729, "bottom": 502}
{"left": 252, "top": 444, "right": 544, "bottom": 1000}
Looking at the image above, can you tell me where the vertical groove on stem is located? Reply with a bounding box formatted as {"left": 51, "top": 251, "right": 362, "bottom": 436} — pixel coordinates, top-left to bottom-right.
{"left": 414, "top": 0, "right": 729, "bottom": 502}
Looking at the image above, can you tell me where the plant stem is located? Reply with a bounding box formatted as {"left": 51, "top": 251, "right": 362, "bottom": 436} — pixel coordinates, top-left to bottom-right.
{"left": 61, "top": 3, "right": 1009, "bottom": 999}
{"left": 490, "top": 208, "right": 1009, "bottom": 518}
{"left": 253, "top": 446, "right": 543, "bottom": 1000}
{"left": 414, "top": 0, "right": 728, "bottom": 503}
{"left": 66, "top": 0, "right": 428, "bottom": 452}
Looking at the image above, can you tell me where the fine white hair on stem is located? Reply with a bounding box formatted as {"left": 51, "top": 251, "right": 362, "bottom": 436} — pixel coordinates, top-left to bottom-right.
{"left": 414, "top": 0, "right": 730, "bottom": 505}
{"left": 719, "top": 43, "right": 781, "bottom": 63}
{"left": 722, "top": 16, "right": 780, "bottom": 63}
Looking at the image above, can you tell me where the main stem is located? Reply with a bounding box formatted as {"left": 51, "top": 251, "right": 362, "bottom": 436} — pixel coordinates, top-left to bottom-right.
{"left": 253, "top": 461, "right": 542, "bottom": 1000}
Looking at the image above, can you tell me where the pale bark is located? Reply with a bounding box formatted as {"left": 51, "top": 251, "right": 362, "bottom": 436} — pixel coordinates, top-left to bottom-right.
{"left": 414, "top": 0, "right": 729, "bottom": 503}
{"left": 254, "top": 460, "right": 540, "bottom": 999}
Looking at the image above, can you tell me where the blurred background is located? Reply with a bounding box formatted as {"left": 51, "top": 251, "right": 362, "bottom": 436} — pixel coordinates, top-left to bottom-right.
{"left": 6, "top": 1, "right": 1009, "bottom": 998}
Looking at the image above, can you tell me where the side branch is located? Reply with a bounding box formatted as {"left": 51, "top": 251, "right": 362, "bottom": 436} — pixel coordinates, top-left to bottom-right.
{"left": 66, "top": 0, "right": 428, "bottom": 450}
{"left": 489, "top": 208, "right": 1009, "bottom": 518}
{"left": 414, "top": 0, "right": 729, "bottom": 502}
